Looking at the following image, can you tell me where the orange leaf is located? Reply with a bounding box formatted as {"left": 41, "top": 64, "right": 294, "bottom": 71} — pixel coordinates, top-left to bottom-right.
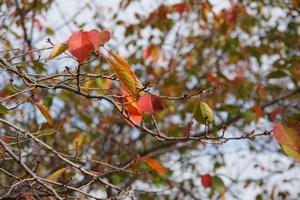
{"left": 273, "top": 123, "right": 300, "bottom": 152}
{"left": 34, "top": 102, "right": 53, "bottom": 126}
{"left": 105, "top": 51, "right": 143, "bottom": 96}
{"left": 251, "top": 105, "right": 264, "bottom": 119}
{"left": 142, "top": 157, "right": 167, "bottom": 176}
{"left": 127, "top": 103, "right": 142, "bottom": 126}
{"left": 138, "top": 94, "right": 164, "bottom": 115}
{"left": 151, "top": 46, "right": 160, "bottom": 64}
{"left": 115, "top": 93, "right": 141, "bottom": 126}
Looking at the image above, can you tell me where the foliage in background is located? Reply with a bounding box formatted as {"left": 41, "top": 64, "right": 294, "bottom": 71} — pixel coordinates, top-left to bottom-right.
{"left": 0, "top": 0, "right": 300, "bottom": 199}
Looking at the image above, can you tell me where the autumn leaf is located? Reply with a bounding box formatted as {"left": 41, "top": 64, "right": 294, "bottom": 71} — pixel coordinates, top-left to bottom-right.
{"left": 281, "top": 144, "right": 300, "bottom": 162}
{"left": 138, "top": 94, "right": 164, "bottom": 115}
{"left": 126, "top": 103, "right": 142, "bottom": 126}
{"left": 251, "top": 105, "right": 264, "bottom": 119}
{"left": 143, "top": 45, "right": 151, "bottom": 60}
{"left": 200, "top": 173, "right": 212, "bottom": 188}
{"left": 173, "top": 2, "right": 188, "bottom": 16}
{"left": 115, "top": 93, "right": 142, "bottom": 126}
{"left": 105, "top": 50, "right": 143, "bottom": 96}
{"left": 47, "top": 43, "right": 68, "bottom": 61}
{"left": 88, "top": 29, "right": 110, "bottom": 49}
{"left": 47, "top": 167, "right": 67, "bottom": 181}
{"left": 141, "top": 157, "right": 167, "bottom": 176}
{"left": 273, "top": 123, "right": 300, "bottom": 159}
{"left": 270, "top": 108, "right": 284, "bottom": 121}
{"left": 151, "top": 46, "right": 160, "bottom": 64}
{"left": 68, "top": 29, "right": 110, "bottom": 62}
{"left": 193, "top": 101, "right": 214, "bottom": 124}
{"left": 34, "top": 102, "right": 53, "bottom": 126}
{"left": 68, "top": 31, "right": 94, "bottom": 62}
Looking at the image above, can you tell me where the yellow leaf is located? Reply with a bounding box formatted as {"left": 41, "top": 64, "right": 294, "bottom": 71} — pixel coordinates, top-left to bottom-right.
{"left": 282, "top": 145, "right": 300, "bottom": 162}
{"left": 72, "top": 134, "right": 85, "bottom": 150}
{"left": 193, "top": 101, "right": 214, "bottom": 124}
{"left": 104, "top": 51, "right": 143, "bottom": 96}
{"left": 47, "top": 167, "right": 67, "bottom": 181}
{"left": 47, "top": 43, "right": 68, "bottom": 61}
{"left": 34, "top": 102, "right": 53, "bottom": 126}
{"left": 142, "top": 157, "right": 167, "bottom": 176}
{"left": 109, "top": 50, "right": 143, "bottom": 88}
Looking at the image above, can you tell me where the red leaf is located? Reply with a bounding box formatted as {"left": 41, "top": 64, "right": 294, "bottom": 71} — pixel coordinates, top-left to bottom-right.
{"left": 174, "top": 3, "right": 187, "bottom": 16}
{"left": 138, "top": 94, "right": 164, "bottom": 115}
{"left": 200, "top": 174, "right": 212, "bottom": 188}
{"left": 33, "top": 18, "right": 42, "bottom": 31}
{"left": 68, "top": 29, "right": 110, "bottom": 62}
{"left": 270, "top": 108, "right": 284, "bottom": 121}
{"left": 68, "top": 31, "right": 94, "bottom": 62}
{"left": 88, "top": 29, "right": 110, "bottom": 50}
{"left": 143, "top": 45, "right": 151, "bottom": 60}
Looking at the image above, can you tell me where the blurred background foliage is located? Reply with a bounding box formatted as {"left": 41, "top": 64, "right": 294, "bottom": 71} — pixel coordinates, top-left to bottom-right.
{"left": 0, "top": 0, "right": 300, "bottom": 199}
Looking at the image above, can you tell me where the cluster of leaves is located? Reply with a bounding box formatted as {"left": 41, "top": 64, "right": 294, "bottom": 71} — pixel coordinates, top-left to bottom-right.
{"left": 0, "top": 0, "right": 300, "bottom": 199}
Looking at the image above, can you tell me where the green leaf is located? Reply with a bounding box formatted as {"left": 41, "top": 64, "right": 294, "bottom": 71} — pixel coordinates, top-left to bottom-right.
{"left": 243, "top": 110, "right": 255, "bottom": 122}
{"left": 0, "top": 104, "right": 9, "bottom": 114}
{"left": 212, "top": 176, "right": 226, "bottom": 193}
{"left": 33, "top": 61, "right": 45, "bottom": 73}
{"left": 266, "top": 70, "right": 288, "bottom": 79}
{"left": 193, "top": 101, "right": 213, "bottom": 124}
